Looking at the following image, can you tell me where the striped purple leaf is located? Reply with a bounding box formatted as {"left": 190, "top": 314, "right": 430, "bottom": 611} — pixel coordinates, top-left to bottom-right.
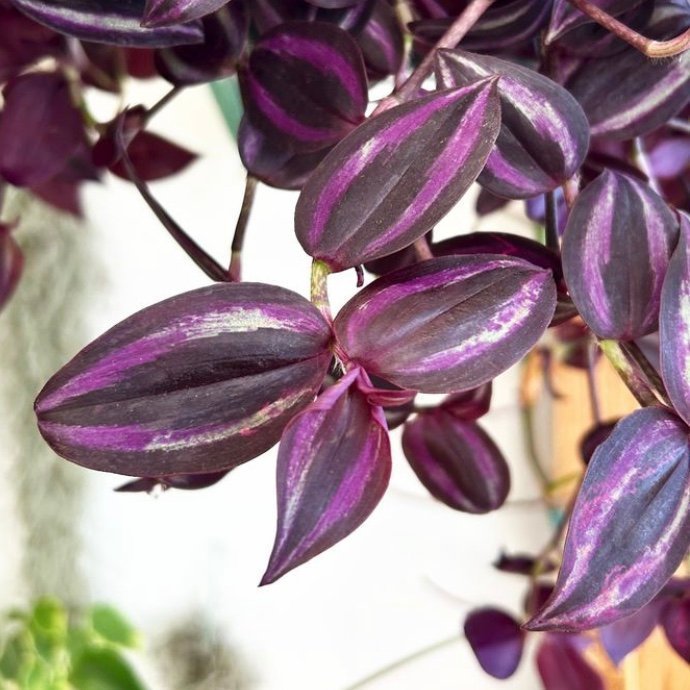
{"left": 261, "top": 367, "right": 391, "bottom": 583}
{"left": 296, "top": 80, "right": 501, "bottom": 271}
{"left": 333, "top": 256, "right": 556, "bottom": 393}
{"left": 661, "top": 213, "right": 690, "bottom": 427}
{"left": 464, "top": 608, "right": 525, "bottom": 680}
{"left": 435, "top": 49, "right": 589, "bottom": 200}
{"left": 35, "top": 283, "right": 332, "bottom": 477}
{"left": 10, "top": 0, "right": 204, "bottom": 46}
{"left": 142, "top": 0, "right": 229, "bottom": 27}
{"left": 402, "top": 410, "right": 510, "bottom": 513}
{"left": 561, "top": 170, "right": 679, "bottom": 340}
{"left": 546, "top": 0, "right": 645, "bottom": 43}
{"left": 354, "top": 0, "right": 403, "bottom": 81}
{"left": 566, "top": 5, "right": 690, "bottom": 139}
{"left": 239, "top": 21, "right": 367, "bottom": 154}
{"left": 661, "top": 598, "right": 690, "bottom": 662}
{"left": 0, "top": 223, "right": 22, "bottom": 313}
{"left": 526, "top": 408, "right": 690, "bottom": 632}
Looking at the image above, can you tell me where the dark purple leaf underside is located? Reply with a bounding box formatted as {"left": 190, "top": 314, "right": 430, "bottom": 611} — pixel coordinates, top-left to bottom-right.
{"left": 464, "top": 608, "right": 524, "bottom": 680}
{"left": 0, "top": 72, "right": 85, "bottom": 187}
{"left": 566, "top": 5, "right": 690, "bottom": 139}
{"left": 561, "top": 170, "right": 678, "bottom": 340}
{"left": 355, "top": 0, "right": 403, "bottom": 80}
{"left": 334, "top": 255, "right": 556, "bottom": 393}
{"left": 296, "top": 80, "right": 501, "bottom": 271}
{"left": 35, "top": 283, "right": 332, "bottom": 477}
{"left": 440, "top": 382, "right": 492, "bottom": 421}
{"left": 546, "top": 0, "right": 644, "bottom": 43}
{"left": 0, "top": 226, "right": 23, "bottom": 312}
{"left": 527, "top": 408, "right": 690, "bottom": 632}
{"left": 262, "top": 367, "right": 391, "bottom": 583}
{"left": 536, "top": 635, "right": 605, "bottom": 690}
{"left": 11, "top": 0, "right": 204, "bottom": 47}
{"left": 239, "top": 21, "right": 367, "bottom": 154}
{"left": 435, "top": 49, "right": 589, "bottom": 199}
{"left": 403, "top": 411, "right": 510, "bottom": 513}
{"left": 660, "top": 214, "right": 690, "bottom": 427}
{"left": 661, "top": 598, "right": 690, "bottom": 663}
{"left": 142, "top": 0, "right": 229, "bottom": 27}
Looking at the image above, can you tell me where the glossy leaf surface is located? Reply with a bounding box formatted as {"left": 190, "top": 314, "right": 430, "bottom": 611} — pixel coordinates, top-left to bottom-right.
{"left": 262, "top": 368, "right": 391, "bottom": 583}
{"left": 11, "top": 0, "right": 204, "bottom": 46}
{"left": 464, "top": 608, "right": 524, "bottom": 680}
{"left": 562, "top": 171, "right": 678, "bottom": 340}
{"left": 334, "top": 255, "right": 556, "bottom": 393}
{"left": 436, "top": 49, "right": 589, "bottom": 199}
{"left": 660, "top": 214, "right": 690, "bottom": 427}
{"left": 546, "top": 0, "right": 644, "bottom": 43}
{"left": 296, "top": 80, "right": 501, "bottom": 271}
{"left": 143, "top": 0, "right": 229, "bottom": 26}
{"left": 35, "top": 283, "right": 332, "bottom": 477}
{"left": 403, "top": 411, "right": 510, "bottom": 513}
{"left": 527, "top": 408, "right": 690, "bottom": 631}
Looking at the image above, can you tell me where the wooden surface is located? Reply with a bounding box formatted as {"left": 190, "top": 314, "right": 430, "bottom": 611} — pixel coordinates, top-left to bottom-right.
{"left": 551, "top": 356, "right": 690, "bottom": 689}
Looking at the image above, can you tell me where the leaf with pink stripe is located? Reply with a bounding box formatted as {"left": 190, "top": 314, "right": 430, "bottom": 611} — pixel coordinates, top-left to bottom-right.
{"left": 561, "top": 170, "right": 678, "bottom": 340}
{"left": 261, "top": 367, "right": 391, "bottom": 583}
{"left": 142, "top": 0, "right": 229, "bottom": 26}
{"left": 526, "top": 408, "right": 690, "bottom": 632}
{"left": 295, "top": 79, "right": 501, "bottom": 271}
{"left": 333, "top": 255, "right": 556, "bottom": 393}
{"left": 35, "top": 283, "right": 332, "bottom": 477}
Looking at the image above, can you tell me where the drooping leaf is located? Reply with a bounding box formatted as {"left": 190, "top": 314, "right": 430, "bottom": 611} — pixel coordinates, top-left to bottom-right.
{"left": 35, "top": 283, "right": 332, "bottom": 477}
{"left": 546, "top": 0, "right": 645, "bottom": 44}
{"left": 661, "top": 214, "right": 690, "bottom": 427}
{"left": 11, "top": 0, "right": 204, "bottom": 47}
{"left": 142, "top": 0, "right": 229, "bottom": 27}
{"left": 334, "top": 255, "right": 556, "bottom": 393}
{"left": 239, "top": 21, "right": 368, "bottom": 154}
{"left": 661, "top": 598, "right": 690, "bottom": 662}
{"left": 435, "top": 49, "right": 589, "bottom": 199}
{"left": 599, "top": 600, "right": 662, "bottom": 665}
{"left": 440, "top": 382, "right": 492, "bottom": 421}
{"left": 561, "top": 170, "right": 679, "bottom": 340}
{"left": 464, "top": 608, "right": 525, "bottom": 680}
{"left": 526, "top": 408, "right": 690, "bottom": 631}
{"left": 0, "top": 71, "right": 85, "bottom": 187}
{"left": 403, "top": 410, "right": 510, "bottom": 513}
{"left": 261, "top": 367, "right": 391, "bottom": 583}
{"left": 296, "top": 79, "right": 501, "bottom": 271}
{"left": 536, "top": 634, "right": 605, "bottom": 690}
{"left": 565, "top": 4, "right": 690, "bottom": 139}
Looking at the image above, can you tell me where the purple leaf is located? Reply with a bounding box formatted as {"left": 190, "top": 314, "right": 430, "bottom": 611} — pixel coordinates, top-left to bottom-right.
{"left": 35, "top": 283, "right": 332, "bottom": 477}
{"left": 0, "top": 223, "right": 23, "bottom": 312}
{"left": 11, "top": 0, "right": 204, "bottom": 47}
{"left": 155, "top": 1, "right": 248, "bottom": 84}
{"left": 435, "top": 49, "right": 589, "bottom": 199}
{"left": 334, "top": 255, "right": 556, "bottom": 393}
{"left": 526, "top": 408, "right": 690, "bottom": 632}
{"left": 261, "top": 367, "right": 391, "bottom": 583}
{"left": 296, "top": 80, "right": 501, "bottom": 271}
{"left": 440, "top": 382, "right": 492, "bottom": 421}
{"left": 561, "top": 170, "right": 679, "bottom": 340}
{"left": 661, "top": 598, "right": 690, "bottom": 662}
{"left": 579, "top": 420, "right": 618, "bottom": 466}
{"left": 0, "top": 72, "right": 85, "bottom": 187}
{"left": 493, "top": 552, "right": 537, "bottom": 576}
{"left": 566, "top": 5, "right": 690, "bottom": 139}
{"left": 546, "top": 0, "right": 645, "bottom": 43}
{"left": 142, "top": 0, "right": 230, "bottom": 27}
{"left": 116, "top": 469, "right": 229, "bottom": 492}
{"left": 464, "top": 608, "right": 524, "bottom": 680}
{"left": 403, "top": 411, "right": 510, "bottom": 513}
{"left": 239, "top": 21, "right": 367, "bottom": 154}
{"left": 661, "top": 213, "right": 690, "bottom": 427}
{"left": 354, "top": 0, "right": 403, "bottom": 81}
{"left": 536, "top": 634, "right": 605, "bottom": 690}
{"left": 599, "top": 600, "right": 662, "bottom": 665}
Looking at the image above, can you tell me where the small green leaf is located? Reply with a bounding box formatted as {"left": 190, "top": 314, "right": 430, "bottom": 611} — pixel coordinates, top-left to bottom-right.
{"left": 88, "top": 607, "right": 140, "bottom": 649}
{"left": 0, "top": 630, "right": 35, "bottom": 680}
{"left": 69, "top": 648, "right": 146, "bottom": 690}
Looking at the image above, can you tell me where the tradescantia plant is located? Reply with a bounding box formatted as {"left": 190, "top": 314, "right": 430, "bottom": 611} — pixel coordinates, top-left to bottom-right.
{"left": 2, "top": 0, "right": 690, "bottom": 685}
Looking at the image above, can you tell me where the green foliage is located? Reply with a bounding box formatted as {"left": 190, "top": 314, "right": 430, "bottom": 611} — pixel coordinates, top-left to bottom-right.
{"left": 0, "top": 598, "right": 147, "bottom": 690}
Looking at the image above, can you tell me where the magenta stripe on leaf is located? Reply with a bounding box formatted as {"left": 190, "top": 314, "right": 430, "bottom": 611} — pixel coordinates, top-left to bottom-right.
{"left": 295, "top": 80, "right": 501, "bottom": 271}
{"left": 562, "top": 170, "right": 679, "bottom": 340}
{"left": 403, "top": 410, "right": 510, "bottom": 513}
{"left": 142, "top": 0, "right": 229, "bottom": 27}
{"left": 435, "top": 49, "right": 589, "bottom": 200}
{"left": 334, "top": 255, "right": 556, "bottom": 393}
{"left": 526, "top": 408, "right": 690, "bottom": 632}
{"left": 35, "top": 283, "right": 332, "bottom": 477}
{"left": 261, "top": 367, "right": 391, "bottom": 583}
{"left": 11, "top": 0, "right": 203, "bottom": 46}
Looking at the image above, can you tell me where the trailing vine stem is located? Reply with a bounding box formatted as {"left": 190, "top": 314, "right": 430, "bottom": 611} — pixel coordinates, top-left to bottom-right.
{"left": 229, "top": 175, "right": 258, "bottom": 282}
{"left": 598, "top": 339, "right": 660, "bottom": 408}
{"left": 310, "top": 259, "right": 333, "bottom": 324}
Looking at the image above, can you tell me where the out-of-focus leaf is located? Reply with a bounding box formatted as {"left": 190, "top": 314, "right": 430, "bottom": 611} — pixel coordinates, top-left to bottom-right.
{"left": 440, "top": 382, "right": 492, "bottom": 421}
{"left": 527, "top": 408, "right": 690, "bottom": 631}
{"left": 296, "top": 80, "right": 501, "bottom": 271}
{"left": 0, "top": 223, "right": 23, "bottom": 313}
{"left": 599, "top": 600, "right": 662, "bottom": 665}
{"left": 89, "top": 605, "right": 140, "bottom": 648}
{"left": 661, "top": 598, "right": 690, "bottom": 662}
{"left": 464, "top": 608, "right": 525, "bottom": 679}
{"left": 70, "top": 648, "right": 146, "bottom": 690}
{"left": 536, "top": 634, "right": 605, "bottom": 690}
